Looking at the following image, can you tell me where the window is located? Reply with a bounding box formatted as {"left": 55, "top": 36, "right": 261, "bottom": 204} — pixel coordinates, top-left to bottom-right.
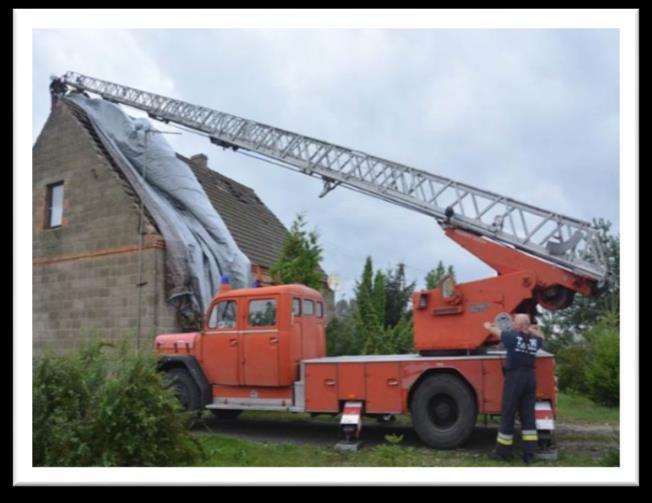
{"left": 292, "top": 298, "right": 302, "bottom": 316}
{"left": 46, "top": 182, "right": 64, "bottom": 228}
{"left": 303, "top": 299, "right": 315, "bottom": 316}
{"left": 208, "top": 300, "right": 237, "bottom": 329}
{"left": 248, "top": 299, "right": 277, "bottom": 327}
{"left": 316, "top": 301, "right": 324, "bottom": 318}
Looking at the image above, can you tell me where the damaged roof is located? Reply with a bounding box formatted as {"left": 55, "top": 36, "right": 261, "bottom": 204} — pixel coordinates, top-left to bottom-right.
{"left": 177, "top": 154, "right": 289, "bottom": 269}
{"left": 64, "top": 97, "right": 289, "bottom": 270}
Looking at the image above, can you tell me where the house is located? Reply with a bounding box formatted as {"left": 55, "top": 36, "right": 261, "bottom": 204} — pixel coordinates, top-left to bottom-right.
{"left": 32, "top": 97, "right": 332, "bottom": 353}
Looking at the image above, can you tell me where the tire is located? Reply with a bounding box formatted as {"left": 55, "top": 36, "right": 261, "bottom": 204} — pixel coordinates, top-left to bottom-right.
{"left": 166, "top": 368, "right": 201, "bottom": 412}
{"left": 410, "top": 373, "right": 477, "bottom": 449}
{"left": 210, "top": 409, "right": 242, "bottom": 420}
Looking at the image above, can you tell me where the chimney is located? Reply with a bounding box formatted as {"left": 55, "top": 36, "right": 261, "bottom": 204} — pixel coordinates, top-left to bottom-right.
{"left": 190, "top": 153, "right": 208, "bottom": 170}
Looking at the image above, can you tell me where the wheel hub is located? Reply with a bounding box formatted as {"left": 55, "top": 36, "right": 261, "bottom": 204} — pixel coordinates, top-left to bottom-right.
{"left": 428, "top": 394, "right": 459, "bottom": 429}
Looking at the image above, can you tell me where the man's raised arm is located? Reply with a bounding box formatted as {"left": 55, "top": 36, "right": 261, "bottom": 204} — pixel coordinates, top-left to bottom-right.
{"left": 483, "top": 321, "right": 502, "bottom": 338}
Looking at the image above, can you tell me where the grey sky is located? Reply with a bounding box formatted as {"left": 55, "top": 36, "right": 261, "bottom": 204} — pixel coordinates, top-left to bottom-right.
{"left": 33, "top": 29, "right": 619, "bottom": 299}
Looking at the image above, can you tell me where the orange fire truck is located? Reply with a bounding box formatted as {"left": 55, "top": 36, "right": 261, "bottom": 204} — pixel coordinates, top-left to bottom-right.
{"left": 60, "top": 72, "right": 610, "bottom": 451}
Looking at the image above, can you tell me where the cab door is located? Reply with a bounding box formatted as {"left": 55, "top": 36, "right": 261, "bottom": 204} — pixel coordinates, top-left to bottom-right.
{"left": 202, "top": 298, "right": 241, "bottom": 385}
{"left": 301, "top": 298, "right": 318, "bottom": 359}
{"left": 243, "top": 296, "right": 281, "bottom": 386}
{"left": 289, "top": 297, "right": 303, "bottom": 381}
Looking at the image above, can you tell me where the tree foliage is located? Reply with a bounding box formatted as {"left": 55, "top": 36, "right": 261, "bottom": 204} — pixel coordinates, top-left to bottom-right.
{"left": 270, "top": 213, "right": 324, "bottom": 290}
{"left": 384, "top": 263, "right": 416, "bottom": 327}
{"left": 329, "top": 257, "right": 415, "bottom": 356}
{"left": 425, "top": 261, "right": 455, "bottom": 290}
{"left": 326, "top": 299, "right": 362, "bottom": 356}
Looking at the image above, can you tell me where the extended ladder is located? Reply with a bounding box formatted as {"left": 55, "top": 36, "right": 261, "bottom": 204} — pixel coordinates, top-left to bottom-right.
{"left": 60, "top": 71, "right": 609, "bottom": 283}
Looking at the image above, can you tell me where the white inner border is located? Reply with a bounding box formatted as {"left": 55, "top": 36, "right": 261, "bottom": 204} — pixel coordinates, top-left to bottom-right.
{"left": 14, "top": 8, "right": 638, "bottom": 486}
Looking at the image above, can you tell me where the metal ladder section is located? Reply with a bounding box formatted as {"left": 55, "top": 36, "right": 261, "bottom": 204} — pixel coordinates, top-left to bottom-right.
{"left": 60, "top": 71, "right": 609, "bottom": 282}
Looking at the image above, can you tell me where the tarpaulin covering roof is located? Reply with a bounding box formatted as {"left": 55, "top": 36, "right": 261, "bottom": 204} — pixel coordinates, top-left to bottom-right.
{"left": 65, "top": 93, "right": 252, "bottom": 324}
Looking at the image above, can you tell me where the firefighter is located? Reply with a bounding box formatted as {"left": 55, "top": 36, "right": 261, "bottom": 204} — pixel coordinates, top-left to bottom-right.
{"left": 49, "top": 75, "right": 68, "bottom": 111}
{"left": 483, "top": 313, "right": 544, "bottom": 464}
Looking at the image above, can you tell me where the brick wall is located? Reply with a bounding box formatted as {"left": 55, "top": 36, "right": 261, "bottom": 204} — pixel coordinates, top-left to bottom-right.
{"left": 32, "top": 102, "right": 179, "bottom": 354}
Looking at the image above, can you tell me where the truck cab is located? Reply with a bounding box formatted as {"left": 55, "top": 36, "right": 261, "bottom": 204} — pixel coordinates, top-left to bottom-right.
{"left": 199, "top": 282, "right": 326, "bottom": 388}
{"left": 155, "top": 281, "right": 327, "bottom": 411}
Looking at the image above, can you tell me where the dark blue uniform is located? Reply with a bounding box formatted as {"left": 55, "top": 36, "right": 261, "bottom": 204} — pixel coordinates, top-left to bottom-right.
{"left": 495, "top": 329, "right": 543, "bottom": 461}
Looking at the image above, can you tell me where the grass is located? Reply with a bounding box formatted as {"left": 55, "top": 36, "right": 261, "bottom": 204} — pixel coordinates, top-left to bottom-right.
{"left": 193, "top": 432, "right": 618, "bottom": 467}
{"left": 188, "top": 391, "right": 619, "bottom": 467}
{"left": 555, "top": 392, "right": 619, "bottom": 425}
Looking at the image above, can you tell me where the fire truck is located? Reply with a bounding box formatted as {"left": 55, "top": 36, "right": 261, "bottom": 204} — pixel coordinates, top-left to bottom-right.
{"left": 60, "top": 72, "right": 610, "bottom": 450}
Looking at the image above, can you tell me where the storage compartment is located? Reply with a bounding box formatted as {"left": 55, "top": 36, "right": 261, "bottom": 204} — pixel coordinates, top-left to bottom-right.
{"left": 304, "top": 363, "right": 338, "bottom": 412}
{"left": 365, "top": 363, "right": 403, "bottom": 413}
{"left": 337, "top": 363, "right": 365, "bottom": 401}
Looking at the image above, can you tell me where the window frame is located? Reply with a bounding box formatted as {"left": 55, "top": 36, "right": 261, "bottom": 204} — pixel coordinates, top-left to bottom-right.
{"left": 45, "top": 181, "right": 64, "bottom": 229}
{"left": 316, "top": 301, "right": 324, "bottom": 318}
{"left": 292, "top": 297, "right": 302, "bottom": 317}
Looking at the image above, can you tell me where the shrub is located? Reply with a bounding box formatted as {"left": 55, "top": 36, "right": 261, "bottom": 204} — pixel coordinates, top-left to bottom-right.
{"left": 554, "top": 313, "right": 619, "bottom": 406}
{"left": 556, "top": 344, "right": 590, "bottom": 394}
{"left": 584, "top": 317, "right": 620, "bottom": 406}
{"left": 33, "top": 340, "right": 202, "bottom": 466}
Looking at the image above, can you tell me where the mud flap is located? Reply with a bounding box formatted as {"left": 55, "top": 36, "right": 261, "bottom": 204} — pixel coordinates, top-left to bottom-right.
{"left": 339, "top": 401, "right": 363, "bottom": 442}
{"left": 535, "top": 400, "right": 558, "bottom": 461}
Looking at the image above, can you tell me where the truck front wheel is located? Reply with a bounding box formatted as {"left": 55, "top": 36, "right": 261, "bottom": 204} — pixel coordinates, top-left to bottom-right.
{"left": 410, "top": 374, "right": 477, "bottom": 449}
{"left": 166, "top": 368, "right": 201, "bottom": 412}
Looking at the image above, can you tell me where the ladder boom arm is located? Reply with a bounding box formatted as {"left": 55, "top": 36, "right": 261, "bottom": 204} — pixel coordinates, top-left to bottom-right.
{"left": 59, "top": 71, "right": 609, "bottom": 284}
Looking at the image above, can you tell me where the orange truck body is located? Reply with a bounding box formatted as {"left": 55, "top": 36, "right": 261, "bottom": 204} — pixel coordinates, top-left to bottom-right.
{"left": 155, "top": 283, "right": 556, "bottom": 417}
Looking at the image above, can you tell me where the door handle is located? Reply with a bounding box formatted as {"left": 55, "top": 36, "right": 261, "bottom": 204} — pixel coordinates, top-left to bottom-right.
{"left": 229, "top": 338, "right": 238, "bottom": 347}
{"left": 324, "top": 379, "right": 336, "bottom": 386}
{"left": 269, "top": 337, "right": 279, "bottom": 345}
{"left": 387, "top": 378, "right": 400, "bottom": 387}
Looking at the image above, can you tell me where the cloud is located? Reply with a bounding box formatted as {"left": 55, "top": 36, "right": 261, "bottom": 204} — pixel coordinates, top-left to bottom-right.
{"left": 32, "top": 29, "right": 176, "bottom": 142}
{"left": 33, "top": 29, "right": 619, "bottom": 298}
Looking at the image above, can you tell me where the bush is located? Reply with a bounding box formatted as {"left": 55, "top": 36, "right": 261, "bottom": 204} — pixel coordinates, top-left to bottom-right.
{"left": 556, "top": 345, "right": 590, "bottom": 394}
{"left": 33, "top": 341, "right": 202, "bottom": 466}
{"left": 584, "top": 318, "right": 620, "bottom": 406}
{"left": 554, "top": 314, "right": 619, "bottom": 406}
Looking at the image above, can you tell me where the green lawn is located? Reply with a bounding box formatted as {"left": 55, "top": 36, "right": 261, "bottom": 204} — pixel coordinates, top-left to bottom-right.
{"left": 191, "top": 391, "right": 619, "bottom": 467}
{"left": 193, "top": 432, "right": 618, "bottom": 467}
{"left": 555, "top": 392, "right": 619, "bottom": 425}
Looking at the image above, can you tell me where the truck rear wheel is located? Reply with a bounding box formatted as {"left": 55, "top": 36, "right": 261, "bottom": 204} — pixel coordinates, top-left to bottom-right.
{"left": 166, "top": 368, "right": 201, "bottom": 412}
{"left": 410, "top": 374, "right": 477, "bottom": 449}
